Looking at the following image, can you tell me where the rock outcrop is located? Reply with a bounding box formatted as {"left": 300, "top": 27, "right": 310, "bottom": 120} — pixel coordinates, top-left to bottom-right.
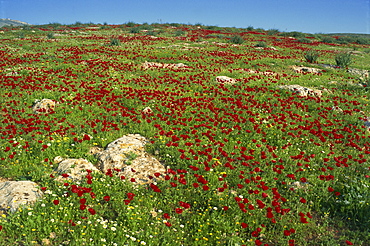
{"left": 95, "top": 134, "right": 166, "bottom": 184}
{"left": 141, "top": 61, "right": 187, "bottom": 70}
{"left": 54, "top": 157, "right": 100, "bottom": 182}
{"left": 278, "top": 84, "right": 322, "bottom": 97}
{"left": 0, "top": 181, "right": 43, "bottom": 213}
{"left": 291, "top": 65, "right": 322, "bottom": 74}
{"left": 215, "top": 76, "right": 237, "bottom": 85}
{"left": 32, "top": 99, "right": 56, "bottom": 114}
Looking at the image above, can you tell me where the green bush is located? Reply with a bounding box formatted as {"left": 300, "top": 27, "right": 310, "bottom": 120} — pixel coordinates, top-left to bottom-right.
{"left": 321, "top": 36, "right": 336, "bottom": 43}
{"left": 267, "top": 29, "right": 280, "bottom": 35}
{"left": 229, "top": 35, "right": 244, "bottom": 44}
{"left": 174, "top": 30, "right": 186, "bottom": 37}
{"left": 335, "top": 52, "right": 352, "bottom": 67}
{"left": 109, "top": 38, "right": 120, "bottom": 46}
{"left": 298, "top": 38, "right": 312, "bottom": 43}
{"left": 47, "top": 32, "right": 55, "bottom": 39}
{"left": 255, "top": 41, "right": 267, "bottom": 47}
{"left": 304, "top": 49, "right": 320, "bottom": 63}
{"left": 130, "top": 26, "right": 142, "bottom": 33}
{"left": 125, "top": 21, "right": 136, "bottom": 27}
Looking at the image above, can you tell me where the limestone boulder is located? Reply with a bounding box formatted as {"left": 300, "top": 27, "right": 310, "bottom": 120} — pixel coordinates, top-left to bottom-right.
{"left": 278, "top": 84, "right": 322, "bottom": 97}
{"left": 215, "top": 76, "right": 237, "bottom": 85}
{"left": 364, "top": 117, "right": 370, "bottom": 131}
{"left": 291, "top": 65, "right": 322, "bottom": 74}
{"left": 54, "top": 157, "right": 100, "bottom": 182}
{"left": 0, "top": 181, "right": 43, "bottom": 213}
{"left": 96, "top": 134, "right": 166, "bottom": 184}
{"left": 141, "top": 61, "right": 188, "bottom": 70}
{"left": 32, "top": 99, "right": 56, "bottom": 114}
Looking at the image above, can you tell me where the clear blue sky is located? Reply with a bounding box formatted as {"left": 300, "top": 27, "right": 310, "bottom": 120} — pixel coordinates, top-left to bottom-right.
{"left": 1, "top": 0, "right": 369, "bottom": 34}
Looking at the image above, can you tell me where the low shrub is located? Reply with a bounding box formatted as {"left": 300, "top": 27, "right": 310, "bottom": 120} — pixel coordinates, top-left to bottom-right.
{"left": 255, "top": 41, "right": 267, "bottom": 47}
{"left": 335, "top": 52, "right": 352, "bottom": 67}
{"left": 109, "top": 38, "right": 120, "bottom": 46}
{"left": 47, "top": 32, "right": 55, "bottom": 39}
{"left": 229, "top": 35, "right": 244, "bottom": 44}
{"left": 298, "top": 38, "right": 312, "bottom": 43}
{"left": 304, "top": 49, "right": 320, "bottom": 63}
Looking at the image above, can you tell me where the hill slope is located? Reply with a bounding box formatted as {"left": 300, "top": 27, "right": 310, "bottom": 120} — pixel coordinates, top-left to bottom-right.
{"left": 0, "top": 18, "right": 30, "bottom": 27}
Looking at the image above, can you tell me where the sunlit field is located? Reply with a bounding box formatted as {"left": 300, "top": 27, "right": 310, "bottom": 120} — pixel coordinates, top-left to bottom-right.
{"left": 0, "top": 23, "right": 369, "bottom": 245}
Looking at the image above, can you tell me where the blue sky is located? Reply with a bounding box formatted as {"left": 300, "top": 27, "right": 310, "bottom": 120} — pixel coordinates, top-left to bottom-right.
{"left": 1, "top": 0, "right": 369, "bottom": 34}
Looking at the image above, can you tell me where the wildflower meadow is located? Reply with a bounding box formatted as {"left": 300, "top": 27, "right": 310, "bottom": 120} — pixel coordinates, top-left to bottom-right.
{"left": 0, "top": 23, "right": 369, "bottom": 245}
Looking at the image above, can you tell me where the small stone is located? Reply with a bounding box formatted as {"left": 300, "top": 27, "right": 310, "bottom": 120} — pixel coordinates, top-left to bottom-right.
{"left": 215, "top": 76, "right": 237, "bottom": 85}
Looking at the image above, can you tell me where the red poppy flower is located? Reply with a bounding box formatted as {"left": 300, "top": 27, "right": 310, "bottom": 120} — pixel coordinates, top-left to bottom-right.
{"left": 88, "top": 208, "right": 96, "bottom": 215}
{"left": 103, "top": 195, "right": 110, "bottom": 202}
{"left": 241, "top": 222, "right": 248, "bottom": 228}
{"left": 53, "top": 200, "right": 59, "bottom": 205}
{"left": 300, "top": 197, "right": 307, "bottom": 203}
{"left": 163, "top": 213, "right": 170, "bottom": 219}
{"left": 345, "top": 240, "right": 354, "bottom": 245}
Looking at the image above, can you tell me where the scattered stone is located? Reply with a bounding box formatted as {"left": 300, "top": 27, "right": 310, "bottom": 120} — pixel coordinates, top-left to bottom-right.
{"left": 278, "top": 84, "right": 322, "bottom": 97}
{"left": 142, "top": 107, "right": 153, "bottom": 115}
{"left": 364, "top": 117, "right": 370, "bottom": 131}
{"left": 141, "top": 61, "right": 188, "bottom": 70}
{"left": 0, "top": 181, "right": 43, "bottom": 213}
{"left": 54, "top": 157, "right": 99, "bottom": 182}
{"left": 291, "top": 65, "right": 322, "bottom": 74}
{"left": 347, "top": 68, "right": 369, "bottom": 79}
{"left": 289, "top": 181, "right": 309, "bottom": 190}
{"left": 96, "top": 134, "right": 165, "bottom": 184}
{"left": 215, "top": 76, "right": 237, "bottom": 85}
{"left": 32, "top": 99, "right": 56, "bottom": 114}
{"left": 331, "top": 106, "right": 343, "bottom": 113}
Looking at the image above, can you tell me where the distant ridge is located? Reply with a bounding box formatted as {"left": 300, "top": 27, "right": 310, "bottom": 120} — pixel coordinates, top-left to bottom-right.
{"left": 0, "top": 18, "right": 30, "bottom": 27}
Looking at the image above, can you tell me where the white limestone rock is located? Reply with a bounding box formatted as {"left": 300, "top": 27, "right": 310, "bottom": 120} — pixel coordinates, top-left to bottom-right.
{"left": 0, "top": 181, "right": 43, "bottom": 213}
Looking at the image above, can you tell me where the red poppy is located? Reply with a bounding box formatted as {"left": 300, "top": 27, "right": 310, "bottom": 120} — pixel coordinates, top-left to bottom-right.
{"left": 163, "top": 213, "right": 170, "bottom": 219}
{"left": 300, "top": 197, "right": 307, "bottom": 203}
{"left": 241, "top": 222, "right": 248, "bottom": 228}
{"left": 88, "top": 208, "right": 96, "bottom": 215}
{"left": 103, "top": 195, "right": 110, "bottom": 202}
{"left": 53, "top": 200, "right": 59, "bottom": 205}
{"left": 345, "top": 240, "right": 354, "bottom": 245}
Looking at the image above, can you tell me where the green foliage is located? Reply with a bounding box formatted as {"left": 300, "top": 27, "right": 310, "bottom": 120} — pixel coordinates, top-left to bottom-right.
{"left": 267, "top": 29, "right": 280, "bottom": 35}
{"left": 304, "top": 49, "right": 320, "bottom": 63}
{"left": 174, "top": 29, "right": 186, "bottom": 37}
{"left": 246, "top": 25, "right": 254, "bottom": 31}
{"left": 229, "top": 35, "right": 244, "bottom": 44}
{"left": 125, "top": 21, "right": 136, "bottom": 27}
{"left": 255, "top": 41, "right": 267, "bottom": 47}
{"left": 297, "top": 37, "right": 312, "bottom": 43}
{"left": 109, "top": 38, "right": 120, "bottom": 46}
{"left": 321, "top": 36, "right": 336, "bottom": 43}
{"left": 46, "top": 32, "right": 55, "bottom": 39}
{"left": 335, "top": 52, "right": 352, "bottom": 67}
{"left": 130, "top": 26, "right": 141, "bottom": 33}
{"left": 280, "top": 31, "right": 306, "bottom": 38}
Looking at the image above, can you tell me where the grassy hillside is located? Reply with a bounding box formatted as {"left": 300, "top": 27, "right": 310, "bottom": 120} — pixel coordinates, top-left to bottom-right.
{"left": 0, "top": 22, "right": 369, "bottom": 246}
{"left": 0, "top": 18, "right": 29, "bottom": 27}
